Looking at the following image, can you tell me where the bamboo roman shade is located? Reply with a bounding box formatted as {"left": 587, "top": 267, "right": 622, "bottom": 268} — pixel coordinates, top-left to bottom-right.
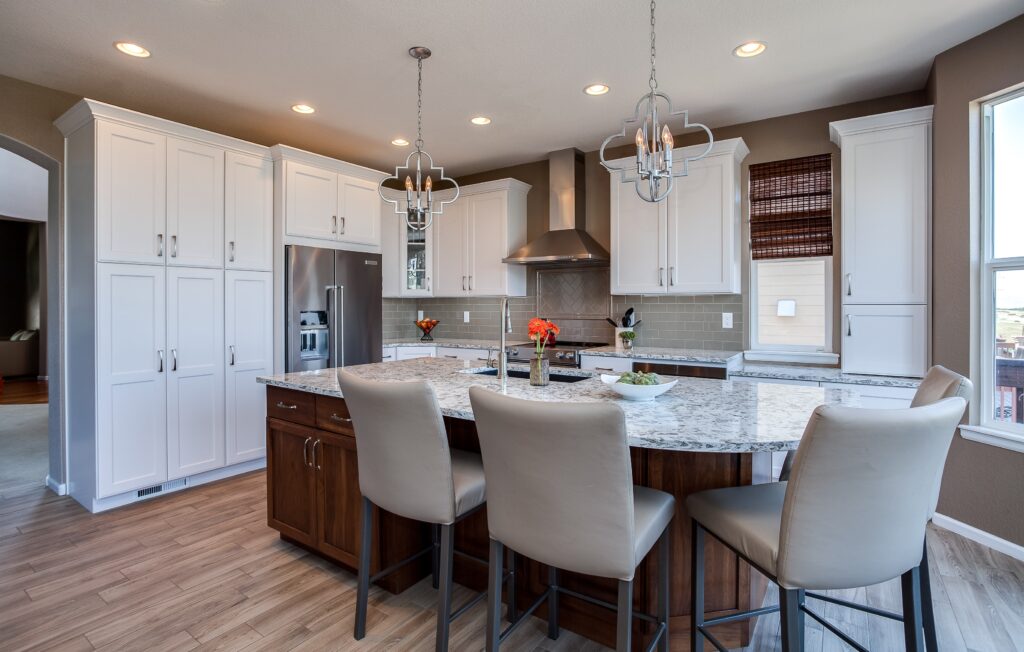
{"left": 749, "top": 154, "right": 833, "bottom": 260}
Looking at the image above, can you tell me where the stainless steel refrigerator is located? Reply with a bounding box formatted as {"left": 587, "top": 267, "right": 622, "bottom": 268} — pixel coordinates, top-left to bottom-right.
{"left": 285, "top": 245, "right": 382, "bottom": 372}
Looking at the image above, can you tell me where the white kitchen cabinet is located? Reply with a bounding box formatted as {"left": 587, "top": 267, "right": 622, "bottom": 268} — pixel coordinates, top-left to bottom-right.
{"left": 96, "top": 263, "right": 167, "bottom": 498}
{"left": 730, "top": 376, "right": 820, "bottom": 387}
{"left": 95, "top": 121, "right": 166, "bottom": 264}
{"left": 841, "top": 304, "right": 928, "bottom": 377}
{"left": 167, "top": 268, "right": 225, "bottom": 479}
{"left": 436, "top": 346, "right": 491, "bottom": 364}
{"left": 430, "top": 179, "right": 529, "bottom": 297}
{"left": 166, "top": 137, "right": 224, "bottom": 268}
{"left": 338, "top": 175, "right": 381, "bottom": 246}
{"left": 822, "top": 382, "right": 916, "bottom": 409}
{"left": 396, "top": 346, "right": 436, "bottom": 360}
{"left": 381, "top": 346, "right": 397, "bottom": 361}
{"left": 225, "top": 152, "right": 273, "bottom": 271}
{"left": 609, "top": 138, "right": 747, "bottom": 295}
{"left": 580, "top": 355, "right": 633, "bottom": 373}
{"left": 285, "top": 160, "right": 337, "bottom": 240}
{"left": 225, "top": 271, "right": 273, "bottom": 464}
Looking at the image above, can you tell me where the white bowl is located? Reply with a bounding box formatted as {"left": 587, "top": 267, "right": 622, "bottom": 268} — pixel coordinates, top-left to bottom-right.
{"left": 601, "top": 374, "right": 678, "bottom": 401}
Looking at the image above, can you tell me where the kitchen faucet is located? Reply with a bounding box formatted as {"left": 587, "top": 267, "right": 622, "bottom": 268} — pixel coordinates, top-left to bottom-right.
{"left": 497, "top": 297, "right": 512, "bottom": 381}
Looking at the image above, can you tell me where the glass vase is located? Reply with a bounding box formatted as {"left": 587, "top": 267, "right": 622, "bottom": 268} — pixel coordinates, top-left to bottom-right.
{"left": 530, "top": 356, "right": 550, "bottom": 386}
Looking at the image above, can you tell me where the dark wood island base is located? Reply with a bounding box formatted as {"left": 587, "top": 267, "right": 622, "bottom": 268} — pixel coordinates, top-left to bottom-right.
{"left": 265, "top": 386, "right": 771, "bottom": 650}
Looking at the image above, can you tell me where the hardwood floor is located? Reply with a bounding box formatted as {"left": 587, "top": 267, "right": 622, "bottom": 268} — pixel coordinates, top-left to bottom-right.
{"left": 0, "top": 379, "right": 48, "bottom": 405}
{"left": 1, "top": 472, "right": 1022, "bottom": 651}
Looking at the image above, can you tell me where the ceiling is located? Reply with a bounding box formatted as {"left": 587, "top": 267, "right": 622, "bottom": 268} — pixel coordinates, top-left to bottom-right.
{"left": 0, "top": 0, "right": 1021, "bottom": 175}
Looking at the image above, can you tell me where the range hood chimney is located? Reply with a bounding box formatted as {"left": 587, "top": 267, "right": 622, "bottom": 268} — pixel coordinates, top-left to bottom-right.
{"left": 503, "top": 148, "right": 610, "bottom": 264}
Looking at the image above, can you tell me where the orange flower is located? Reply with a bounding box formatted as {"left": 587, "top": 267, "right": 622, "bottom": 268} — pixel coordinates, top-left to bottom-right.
{"left": 527, "top": 317, "right": 559, "bottom": 352}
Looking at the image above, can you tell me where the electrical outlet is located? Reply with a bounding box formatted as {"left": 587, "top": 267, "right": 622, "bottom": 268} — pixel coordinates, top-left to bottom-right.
{"left": 417, "top": 310, "right": 424, "bottom": 321}
{"left": 463, "top": 311, "right": 470, "bottom": 323}
{"left": 722, "top": 312, "right": 733, "bottom": 329}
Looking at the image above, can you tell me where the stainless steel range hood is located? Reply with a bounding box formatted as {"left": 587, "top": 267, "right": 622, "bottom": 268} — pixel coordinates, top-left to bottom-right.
{"left": 503, "top": 148, "right": 610, "bottom": 264}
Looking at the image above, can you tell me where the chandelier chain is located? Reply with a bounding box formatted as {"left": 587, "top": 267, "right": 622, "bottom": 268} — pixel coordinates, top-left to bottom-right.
{"left": 649, "top": 0, "right": 657, "bottom": 90}
{"left": 415, "top": 56, "right": 424, "bottom": 150}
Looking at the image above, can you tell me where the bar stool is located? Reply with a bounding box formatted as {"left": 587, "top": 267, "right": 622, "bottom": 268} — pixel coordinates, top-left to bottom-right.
{"left": 777, "top": 364, "right": 972, "bottom": 650}
{"left": 688, "top": 397, "right": 967, "bottom": 652}
{"left": 468, "top": 387, "right": 675, "bottom": 652}
{"left": 337, "top": 371, "right": 513, "bottom": 652}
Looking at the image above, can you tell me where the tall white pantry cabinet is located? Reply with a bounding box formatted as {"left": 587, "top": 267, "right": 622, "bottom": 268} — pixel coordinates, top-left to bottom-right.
{"left": 58, "top": 100, "right": 274, "bottom": 512}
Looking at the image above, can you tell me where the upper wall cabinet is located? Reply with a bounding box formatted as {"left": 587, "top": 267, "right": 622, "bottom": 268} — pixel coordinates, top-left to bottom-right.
{"left": 831, "top": 107, "right": 932, "bottom": 305}
{"left": 609, "top": 138, "right": 748, "bottom": 295}
{"left": 167, "top": 137, "right": 224, "bottom": 268}
{"left": 225, "top": 152, "right": 274, "bottom": 271}
{"left": 273, "top": 146, "right": 385, "bottom": 253}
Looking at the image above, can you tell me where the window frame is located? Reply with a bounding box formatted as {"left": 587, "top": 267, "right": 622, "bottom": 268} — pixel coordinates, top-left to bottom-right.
{"left": 748, "top": 255, "right": 834, "bottom": 356}
{"left": 969, "top": 88, "right": 1024, "bottom": 449}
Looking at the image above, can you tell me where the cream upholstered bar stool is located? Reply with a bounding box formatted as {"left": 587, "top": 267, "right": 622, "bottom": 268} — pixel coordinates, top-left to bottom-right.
{"left": 688, "top": 397, "right": 967, "bottom": 652}
{"left": 337, "top": 370, "right": 514, "bottom": 652}
{"left": 468, "top": 387, "right": 675, "bottom": 652}
{"left": 776, "top": 364, "right": 972, "bottom": 650}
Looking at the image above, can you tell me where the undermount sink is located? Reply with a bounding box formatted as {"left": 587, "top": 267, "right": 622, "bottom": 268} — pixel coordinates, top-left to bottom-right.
{"left": 469, "top": 368, "right": 590, "bottom": 384}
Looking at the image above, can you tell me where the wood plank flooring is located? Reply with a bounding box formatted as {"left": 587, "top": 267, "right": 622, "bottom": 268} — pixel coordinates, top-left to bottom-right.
{"left": 0, "top": 379, "right": 48, "bottom": 405}
{"left": 2, "top": 471, "right": 1022, "bottom": 651}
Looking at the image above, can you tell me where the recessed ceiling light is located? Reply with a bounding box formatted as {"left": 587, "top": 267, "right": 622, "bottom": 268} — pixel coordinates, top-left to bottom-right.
{"left": 291, "top": 104, "right": 316, "bottom": 114}
{"left": 733, "top": 41, "right": 767, "bottom": 58}
{"left": 470, "top": 116, "right": 491, "bottom": 125}
{"left": 391, "top": 138, "right": 410, "bottom": 147}
{"left": 584, "top": 83, "right": 610, "bottom": 96}
{"left": 114, "top": 42, "right": 150, "bottom": 58}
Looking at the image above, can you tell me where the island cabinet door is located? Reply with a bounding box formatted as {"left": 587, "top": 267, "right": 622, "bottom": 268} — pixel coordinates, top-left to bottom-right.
{"left": 314, "top": 430, "right": 363, "bottom": 567}
{"left": 266, "top": 418, "right": 317, "bottom": 545}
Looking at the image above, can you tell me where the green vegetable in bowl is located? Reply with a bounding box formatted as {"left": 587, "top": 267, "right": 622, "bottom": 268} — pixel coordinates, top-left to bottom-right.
{"left": 617, "top": 371, "right": 661, "bottom": 386}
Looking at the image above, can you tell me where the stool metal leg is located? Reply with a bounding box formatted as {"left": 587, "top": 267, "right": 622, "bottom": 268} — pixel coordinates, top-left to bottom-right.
{"left": 354, "top": 496, "right": 373, "bottom": 640}
{"left": 780, "top": 588, "right": 804, "bottom": 652}
{"left": 547, "top": 566, "right": 560, "bottom": 640}
{"left": 901, "top": 566, "right": 925, "bottom": 652}
{"left": 617, "top": 579, "right": 633, "bottom": 652}
{"left": 507, "top": 548, "right": 518, "bottom": 624}
{"left": 658, "top": 527, "right": 670, "bottom": 652}
{"left": 436, "top": 524, "right": 455, "bottom": 652}
{"left": 920, "top": 542, "right": 938, "bottom": 651}
{"left": 691, "top": 521, "right": 705, "bottom": 652}
{"left": 486, "top": 538, "right": 504, "bottom": 652}
{"left": 431, "top": 524, "right": 440, "bottom": 589}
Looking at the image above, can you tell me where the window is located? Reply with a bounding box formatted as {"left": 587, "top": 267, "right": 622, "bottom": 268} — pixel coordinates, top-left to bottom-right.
{"left": 748, "top": 155, "right": 834, "bottom": 358}
{"left": 976, "top": 89, "right": 1024, "bottom": 443}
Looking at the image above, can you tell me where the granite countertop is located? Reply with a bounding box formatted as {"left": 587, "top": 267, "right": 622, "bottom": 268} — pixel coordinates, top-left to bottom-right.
{"left": 258, "top": 358, "right": 858, "bottom": 453}
{"left": 383, "top": 338, "right": 530, "bottom": 350}
{"left": 582, "top": 346, "right": 743, "bottom": 365}
{"left": 731, "top": 363, "right": 921, "bottom": 388}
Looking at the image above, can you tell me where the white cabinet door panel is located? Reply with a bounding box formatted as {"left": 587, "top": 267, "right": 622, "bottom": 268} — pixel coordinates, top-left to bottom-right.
{"left": 225, "top": 152, "right": 273, "bottom": 271}
{"left": 842, "top": 125, "right": 929, "bottom": 304}
{"left": 338, "top": 175, "right": 381, "bottom": 246}
{"left": 396, "top": 346, "right": 436, "bottom": 360}
{"left": 580, "top": 355, "right": 633, "bottom": 373}
{"left": 96, "top": 121, "right": 166, "bottom": 264}
{"left": 822, "top": 382, "right": 916, "bottom": 409}
{"left": 436, "top": 347, "right": 491, "bottom": 363}
{"left": 225, "top": 271, "right": 272, "bottom": 464}
{"left": 611, "top": 175, "right": 666, "bottom": 294}
{"left": 167, "top": 268, "right": 225, "bottom": 479}
{"left": 666, "top": 159, "right": 738, "bottom": 293}
{"left": 841, "top": 304, "right": 927, "bottom": 377}
{"left": 467, "top": 192, "right": 508, "bottom": 296}
{"left": 285, "top": 161, "right": 337, "bottom": 240}
{"left": 433, "top": 201, "right": 468, "bottom": 296}
{"left": 167, "top": 138, "right": 224, "bottom": 268}
{"left": 96, "top": 263, "right": 167, "bottom": 497}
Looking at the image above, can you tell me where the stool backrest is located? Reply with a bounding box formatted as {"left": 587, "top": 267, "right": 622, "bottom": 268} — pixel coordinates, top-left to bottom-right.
{"left": 337, "top": 370, "right": 457, "bottom": 524}
{"left": 777, "top": 397, "right": 966, "bottom": 590}
{"left": 910, "top": 365, "right": 973, "bottom": 517}
{"left": 469, "top": 387, "right": 638, "bottom": 580}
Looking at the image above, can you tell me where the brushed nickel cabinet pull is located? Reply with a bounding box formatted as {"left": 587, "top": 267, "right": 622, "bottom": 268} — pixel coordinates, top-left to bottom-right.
{"left": 329, "top": 413, "right": 352, "bottom": 423}
{"left": 670, "top": 266, "right": 676, "bottom": 286}
{"left": 171, "top": 235, "right": 178, "bottom": 258}
{"left": 846, "top": 273, "right": 853, "bottom": 296}
{"left": 847, "top": 315, "right": 854, "bottom": 337}
{"left": 303, "top": 436, "right": 312, "bottom": 467}
{"left": 444, "top": 355, "right": 458, "bottom": 359}
{"left": 658, "top": 267, "right": 664, "bottom": 286}
{"left": 276, "top": 401, "right": 298, "bottom": 410}
{"left": 157, "top": 233, "right": 164, "bottom": 257}
{"left": 596, "top": 367, "right": 615, "bottom": 372}
{"left": 331, "top": 215, "right": 337, "bottom": 234}
{"left": 158, "top": 349, "right": 164, "bottom": 372}
{"left": 229, "top": 241, "right": 235, "bottom": 262}
{"left": 171, "top": 348, "right": 178, "bottom": 371}
{"left": 229, "top": 345, "right": 236, "bottom": 366}
{"left": 313, "top": 439, "right": 322, "bottom": 470}
{"left": 340, "top": 216, "right": 346, "bottom": 234}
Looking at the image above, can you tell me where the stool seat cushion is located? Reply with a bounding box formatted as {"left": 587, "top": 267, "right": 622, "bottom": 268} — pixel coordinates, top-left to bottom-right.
{"left": 634, "top": 486, "right": 676, "bottom": 566}
{"left": 686, "top": 482, "right": 786, "bottom": 577}
{"left": 451, "top": 449, "right": 487, "bottom": 517}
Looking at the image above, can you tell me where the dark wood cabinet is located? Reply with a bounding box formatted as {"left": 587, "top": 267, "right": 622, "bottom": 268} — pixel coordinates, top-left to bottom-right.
{"left": 315, "top": 430, "right": 362, "bottom": 566}
{"left": 266, "top": 418, "right": 317, "bottom": 545}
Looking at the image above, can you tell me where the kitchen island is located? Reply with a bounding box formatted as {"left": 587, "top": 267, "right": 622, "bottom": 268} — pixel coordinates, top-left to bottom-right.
{"left": 258, "top": 358, "right": 856, "bottom": 650}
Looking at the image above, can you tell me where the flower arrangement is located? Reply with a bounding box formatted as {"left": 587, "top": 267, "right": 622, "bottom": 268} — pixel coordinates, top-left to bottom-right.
{"left": 527, "top": 317, "right": 560, "bottom": 356}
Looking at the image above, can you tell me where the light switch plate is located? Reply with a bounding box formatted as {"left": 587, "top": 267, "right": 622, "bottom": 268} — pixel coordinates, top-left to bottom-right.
{"left": 722, "top": 312, "right": 733, "bottom": 329}
{"left": 417, "top": 310, "right": 424, "bottom": 321}
{"left": 464, "top": 311, "right": 470, "bottom": 323}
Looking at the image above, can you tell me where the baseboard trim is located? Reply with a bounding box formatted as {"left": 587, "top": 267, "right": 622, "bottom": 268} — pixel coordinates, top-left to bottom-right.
{"left": 45, "top": 474, "right": 67, "bottom": 496}
{"left": 933, "top": 513, "right": 1024, "bottom": 562}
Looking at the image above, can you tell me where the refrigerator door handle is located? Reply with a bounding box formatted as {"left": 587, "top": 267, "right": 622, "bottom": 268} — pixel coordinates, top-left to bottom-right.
{"left": 326, "top": 284, "right": 345, "bottom": 368}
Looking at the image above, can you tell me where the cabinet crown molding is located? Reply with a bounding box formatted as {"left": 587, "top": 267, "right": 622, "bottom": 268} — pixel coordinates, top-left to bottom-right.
{"left": 607, "top": 137, "right": 749, "bottom": 168}
{"left": 453, "top": 177, "right": 532, "bottom": 196}
{"left": 829, "top": 105, "right": 934, "bottom": 145}
{"left": 270, "top": 144, "right": 386, "bottom": 182}
{"left": 54, "top": 98, "right": 272, "bottom": 159}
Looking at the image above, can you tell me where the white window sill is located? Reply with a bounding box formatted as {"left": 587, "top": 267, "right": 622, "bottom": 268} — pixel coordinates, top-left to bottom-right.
{"left": 959, "top": 425, "right": 1024, "bottom": 454}
{"left": 744, "top": 350, "right": 840, "bottom": 365}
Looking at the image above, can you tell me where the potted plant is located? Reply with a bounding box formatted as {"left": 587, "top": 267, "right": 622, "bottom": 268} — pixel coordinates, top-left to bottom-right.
{"left": 527, "top": 317, "right": 560, "bottom": 386}
{"left": 619, "top": 329, "right": 636, "bottom": 351}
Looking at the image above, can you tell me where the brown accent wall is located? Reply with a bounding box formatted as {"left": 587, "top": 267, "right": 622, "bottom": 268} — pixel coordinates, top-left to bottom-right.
{"left": 927, "top": 14, "right": 1024, "bottom": 546}
{"left": 0, "top": 75, "right": 78, "bottom": 163}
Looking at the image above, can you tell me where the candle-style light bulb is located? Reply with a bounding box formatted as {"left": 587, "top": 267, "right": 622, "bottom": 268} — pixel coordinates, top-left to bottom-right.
{"left": 425, "top": 176, "right": 433, "bottom": 209}
{"left": 661, "top": 125, "right": 674, "bottom": 171}
{"left": 635, "top": 127, "right": 648, "bottom": 174}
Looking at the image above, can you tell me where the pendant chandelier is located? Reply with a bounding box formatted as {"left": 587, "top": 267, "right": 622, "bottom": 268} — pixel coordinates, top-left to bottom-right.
{"left": 379, "top": 47, "right": 459, "bottom": 230}
{"left": 599, "top": 0, "right": 713, "bottom": 203}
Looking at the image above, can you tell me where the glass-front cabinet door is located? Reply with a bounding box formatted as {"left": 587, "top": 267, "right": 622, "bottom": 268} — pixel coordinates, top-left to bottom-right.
{"left": 401, "top": 220, "right": 432, "bottom": 296}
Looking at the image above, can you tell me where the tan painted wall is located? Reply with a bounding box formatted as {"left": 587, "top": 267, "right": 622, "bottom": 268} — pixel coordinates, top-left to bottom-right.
{"left": 0, "top": 75, "right": 78, "bottom": 162}
{"left": 928, "top": 14, "right": 1024, "bottom": 546}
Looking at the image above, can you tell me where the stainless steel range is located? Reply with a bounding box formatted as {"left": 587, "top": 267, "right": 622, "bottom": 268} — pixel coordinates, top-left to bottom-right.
{"left": 505, "top": 340, "right": 608, "bottom": 368}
